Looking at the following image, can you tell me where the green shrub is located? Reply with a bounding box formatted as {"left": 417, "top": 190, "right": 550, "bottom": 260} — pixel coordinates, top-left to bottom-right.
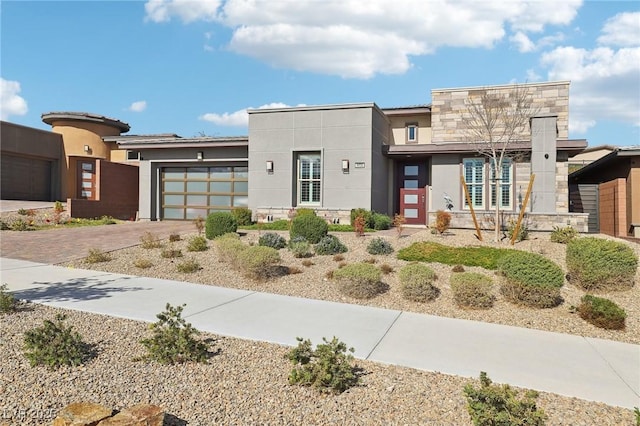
{"left": 0, "top": 284, "right": 18, "bottom": 313}
{"left": 168, "top": 233, "right": 181, "bottom": 242}
{"left": 498, "top": 251, "right": 564, "bottom": 308}
{"left": 176, "top": 259, "right": 201, "bottom": 273}
{"left": 566, "top": 237, "right": 638, "bottom": 291}
{"left": 550, "top": 225, "right": 577, "bottom": 244}
{"left": 232, "top": 207, "right": 253, "bottom": 226}
{"left": 259, "top": 232, "right": 287, "bottom": 249}
{"left": 237, "top": 246, "right": 281, "bottom": 280}
{"left": 23, "top": 314, "right": 94, "bottom": 370}
{"left": 315, "top": 235, "right": 348, "bottom": 255}
{"left": 187, "top": 235, "right": 208, "bottom": 252}
{"left": 10, "top": 219, "right": 32, "bottom": 231}
{"left": 328, "top": 224, "right": 355, "bottom": 232}
{"left": 464, "top": 372, "right": 546, "bottom": 426}
{"left": 635, "top": 407, "right": 640, "bottom": 426}
{"left": 160, "top": 248, "right": 183, "bottom": 258}
{"left": 399, "top": 263, "right": 439, "bottom": 302}
{"left": 241, "top": 219, "right": 290, "bottom": 231}
{"left": 350, "top": 208, "right": 374, "bottom": 229}
{"left": 99, "top": 215, "right": 117, "bottom": 225}
{"left": 398, "top": 242, "right": 512, "bottom": 270}
{"left": 333, "top": 263, "right": 385, "bottom": 299}
{"left": 578, "top": 295, "right": 627, "bottom": 330}
{"left": 85, "top": 248, "right": 111, "bottom": 264}
{"left": 214, "top": 233, "right": 246, "bottom": 265}
{"left": 288, "top": 336, "right": 359, "bottom": 394}
{"left": 450, "top": 272, "right": 495, "bottom": 309}
{"left": 133, "top": 258, "right": 153, "bottom": 269}
{"left": 290, "top": 214, "right": 328, "bottom": 244}
{"left": 17, "top": 208, "right": 29, "bottom": 215}
{"left": 507, "top": 219, "right": 529, "bottom": 242}
{"left": 206, "top": 212, "right": 238, "bottom": 239}
{"left": 294, "top": 208, "right": 316, "bottom": 217}
{"left": 139, "top": 303, "right": 209, "bottom": 364}
{"left": 366, "top": 237, "right": 393, "bottom": 255}
{"left": 372, "top": 212, "right": 392, "bottom": 230}
{"left": 289, "top": 236, "right": 313, "bottom": 258}
{"left": 140, "top": 232, "right": 162, "bottom": 249}
{"left": 0, "top": 220, "right": 9, "bottom": 230}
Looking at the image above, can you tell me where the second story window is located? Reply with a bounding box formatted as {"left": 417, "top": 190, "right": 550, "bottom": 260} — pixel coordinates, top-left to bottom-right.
{"left": 406, "top": 124, "right": 418, "bottom": 143}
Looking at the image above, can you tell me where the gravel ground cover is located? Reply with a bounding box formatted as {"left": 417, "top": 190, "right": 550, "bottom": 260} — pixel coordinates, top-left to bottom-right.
{"left": 0, "top": 303, "right": 634, "bottom": 425}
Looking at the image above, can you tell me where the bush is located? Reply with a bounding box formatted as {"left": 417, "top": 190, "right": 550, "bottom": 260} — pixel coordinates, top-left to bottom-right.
{"left": 214, "top": 233, "right": 246, "bottom": 265}
{"left": 0, "top": 284, "right": 18, "bottom": 313}
{"left": 160, "top": 248, "right": 183, "bottom": 258}
{"left": 350, "top": 208, "right": 373, "bottom": 229}
{"left": 140, "top": 303, "right": 209, "bottom": 364}
{"left": 259, "top": 232, "right": 287, "bottom": 250}
{"left": 206, "top": 212, "right": 238, "bottom": 240}
{"left": 168, "top": 233, "right": 181, "bottom": 242}
{"left": 498, "top": 251, "right": 564, "bottom": 308}
{"left": 140, "top": 232, "right": 162, "bottom": 249}
{"left": 366, "top": 237, "right": 394, "bottom": 255}
{"left": 10, "top": 219, "right": 32, "bottom": 231}
{"left": 433, "top": 210, "right": 451, "bottom": 234}
{"left": 450, "top": 272, "right": 495, "bottom": 309}
{"left": 133, "top": 258, "right": 153, "bottom": 269}
{"left": 372, "top": 213, "right": 392, "bottom": 230}
{"left": 290, "top": 214, "right": 328, "bottom": 244}
{"left": 288, "top": 336, "right": 359, "bottom": 394}
{"left": 85, "top": 248, "right": 111, "bottom": 264}
{"left": 380, "top": 263, "right": 394, "bottom": 274}
{"left": 333, "top": 263, "right": 385, "bottom": 299}
{"left": 187, "top": 235, "right": 208, "bottom": 252}
{"left": 578, "top": 295, "right": 626, "bottom": 330}
{"left": 398, "top": 242, "right": 512, "bottom": 270}
{"left": 452, "top": 264, "right": 465, "bottom": 273}
{"left": 507, "top": 219, "right": 529, "bottom": 242}
{"left": 232, "top": 207, "right": 253, "bottom": 226}
{"left": 550, "top": 225, "right": 578, "bottom": 244}
{"left": 294, "top": 208, "right": 316, "bottom": 217}
{"left": 464, "top": 372, "right": 546, "bottom": 426}
{"left": 289, "top": 236, "right": 313, "bottom": 258}
{"left": 237, "top": 246, "right": 281, "bottom": 280}
{"left": 23, "top": 314, "right": 94, "bottom": 370}
{"left": 315, "top": 235, "right": 348, "bottom": 255}
{"left": 399, "top": 263, "right": 439, "bottom": 302}
{"left": 353, "top": 214, "right": 366, "bottom": 237}
{"left": 176, "top": 259, "right": 201, "bottom": 273}
{"left": 566, "top": 237, "right": 638, "bottom": 291}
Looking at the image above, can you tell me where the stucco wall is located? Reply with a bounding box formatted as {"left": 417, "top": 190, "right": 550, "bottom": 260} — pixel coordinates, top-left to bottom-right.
{"left": 388, "top": 114, "right": 432, "bottom": 145}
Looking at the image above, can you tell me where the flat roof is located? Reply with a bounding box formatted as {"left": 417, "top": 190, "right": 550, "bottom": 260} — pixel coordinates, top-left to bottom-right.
{"left": 384, "top": 139, "right": 587, "bottom": 157}
{"left": 116, "top": 136, "right": 248, "bottom": 149}
{"left": 247, "top": 102, "right": 379, "bottom": 114}
{"left": 432, "top": 80, "right": 571, "bottom": 93}
{"left": 42, "top": 111, "right": 130, "bottom": 133}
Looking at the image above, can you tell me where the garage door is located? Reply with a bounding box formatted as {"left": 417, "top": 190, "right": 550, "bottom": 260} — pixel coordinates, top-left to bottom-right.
{"left": 1, "top": 154, "right": 52, "bottom": 201}
{"left": 161, "top": 166, "right": 248, "bottom": 220}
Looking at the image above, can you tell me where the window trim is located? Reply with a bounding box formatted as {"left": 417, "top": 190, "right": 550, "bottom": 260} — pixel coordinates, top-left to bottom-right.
{"left": 126, "top": 150, "right": 141, "bottom": 161}
{"left": 406, "top": 123, "right": 418, "bottom": 144}
{"left": 297, "top": 152, "right": 322, "bottom": 206}
{"left": 490, "top": 158, "right": 514, "bottom": 210}
{"left": 462, "top": 158, "right": 485, "bottom": 210}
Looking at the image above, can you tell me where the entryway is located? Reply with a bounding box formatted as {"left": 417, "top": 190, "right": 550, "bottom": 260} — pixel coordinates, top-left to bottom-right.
{"left": 396, "top": 162, "right": 428, "bottom": 225}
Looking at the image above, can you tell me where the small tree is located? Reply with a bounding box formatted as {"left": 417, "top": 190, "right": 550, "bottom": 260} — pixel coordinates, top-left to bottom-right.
{"left": 464, "top": 84, "right": 539, "bottom": 242}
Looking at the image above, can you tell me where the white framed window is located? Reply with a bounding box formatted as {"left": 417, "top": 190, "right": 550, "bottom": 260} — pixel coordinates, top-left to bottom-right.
{"left": 126, "top": 150, "right": 141, "bottom": 161}
{"left": 298, "top": 153, "right": 321, "bottom": 205}
{"left": 490, "top": 159, "right": 513, "bottom": 209}
{"left": 406, "top": 124, "right": 418, "bottom": 143}
{"left": 463, "top": 158, "right": 485, "bottom": 209}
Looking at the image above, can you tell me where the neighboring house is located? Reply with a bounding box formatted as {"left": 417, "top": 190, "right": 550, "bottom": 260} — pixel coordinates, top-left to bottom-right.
{"left": 569, "top": 146, "right": 640, "bottom": 238}
{"left": 568, "top": 144, "right": 616, "bottom": 173}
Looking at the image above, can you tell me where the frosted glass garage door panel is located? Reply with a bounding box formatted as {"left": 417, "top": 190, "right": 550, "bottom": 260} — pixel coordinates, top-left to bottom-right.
{"left": 404, "top": 209, "right": 418, "bottom": 218}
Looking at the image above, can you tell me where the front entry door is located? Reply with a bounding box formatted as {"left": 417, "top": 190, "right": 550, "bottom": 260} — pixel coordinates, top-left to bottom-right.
{"left": 77, "top": 160, "right": 96, "bottom": 200}
{"left": 400, "top": 188, "right": 426, "bottom": 225}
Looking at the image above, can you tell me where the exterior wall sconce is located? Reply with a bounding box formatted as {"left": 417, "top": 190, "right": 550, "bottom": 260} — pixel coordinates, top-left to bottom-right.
{"left": 197, "top": 151, "right": 203, "bottom": 161}
{"left": 83, "top": 145, "right": 90, "bottom": 153}
{"left": 342, "top": 159, "right": 349, "bottom": 173}
{"left": 266, "top": 160, "right": 274, "bottom": 173}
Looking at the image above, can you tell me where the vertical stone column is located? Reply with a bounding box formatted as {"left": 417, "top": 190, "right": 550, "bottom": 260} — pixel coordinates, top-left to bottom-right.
{"left": 530, "top": 115, "right": 557, "bottom": 213}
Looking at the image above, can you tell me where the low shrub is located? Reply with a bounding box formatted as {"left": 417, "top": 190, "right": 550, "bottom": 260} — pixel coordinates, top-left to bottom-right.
{"left": 288, "top": 336, "right": 359, "bottom": 394}
{"left": 398, "top": 242, "right": 512, "bottom": 270}
{"left": 17, "top": 208, "right": 28, "bottom": 215}
{"left": 241, "top": 219, "right": 290, "bottom": 231}
{"left": 578, "top": 295, "right": 626, "bottom": 330}
{"left": 433, "top": 210, "right": 451, "bottom": 235}
{"left": 380, "top": 263, "right": 394, "bottom": 274}
{"left": 498, "top": 251, "right": 564, "bottom": 308}
{"left": 333, "top": 254, "right": 345, "bottom": 262}
{"left": 294, "top": 208, "right": 316, "bottom": 217}
{"left": 566, "top": 237, "right": 638, "bottom": 291}
{"left": 85, "top": 248, "right": 111, "bottom": 264}
{"left": 10, "top": 219, "right": 32, "bottom": 231}
{"left": 140, "top": 232, "right": 162, "bottom": 249}
{"left": 23, "top": 314, "right": 94, "bottom": 370}
{"left": 232, "top": 207, "right": 253, "bottom": 226}
{"left": 289, "top": 236, "right": 313, "bottom": 258}
{"left": 366, "top": 237, "right": 393, "bottom": 255}
{"left": 452, "top": 264, "right": 465, "bottom": 273}
{"left": 393, "top": 214, "right": 406, "bottom": 238}
{"left": 193, "top": 216, "right": 205, "bottom": 234}
{"left": 160, "top": 248, "right": 183, "bottom": 258}
{"left": 176, "top": 259, "right": 201, "bottom": 273}
{"left": 315, "top": 235, "right": 348, "bottom": 255}
{"left": 168, "top": 233, "right": 181, "bottom": 242}
{"left": 399, "top": 263, "right": 439, "bottom": 302}
{"left": 364, "top": 257, "right": 377, "bottom": 264}
{"left": 372, "top": 212, "right": 392, "bottom": 230}
{"left": 187, "top": 235, "right": 208, "bottom": 252}
{"left": 139, "top": 303, "right": 209, "bottom": 364}
{"left": 0, "top": 284, "right": 18, "bottom": 313}
{"left": 506, "top": 219, "right": 529, "bottom": 242}
{"left": 464, "top": 372, "right": 546, "bottom": 426}
{"left": 214, "top": 233, "right": 246, "bottom": 265}
{"left": 290, "top": 214, "right": 328, "bottom": 244}
{"left": 353, "top": 214, "right": 366, "bottom": 237}
{"left": 133, "top": 258, "right": 153, "bottom": 269}
{"left": 258, "top": 232, "right": 287, "bottom": 250}
{"left": 550, "top": 225, "right": 577, "bottom": 244}
{"left": 350, "top": 208, "right": 373, "bottom": 229}
{"left": 333, "top": 263, "right": 385, "bottom": 299}
{"left": 206, "top": 212, "right": 238, "bottom": 239}
{"left": 237, "top": 246, "right": 281, "bottom": 280}
{"left": 301, "top": 259, "right": 314, "bottom": 267}
{"left": 450, "top": 272, "right": 495, "bottom": 309}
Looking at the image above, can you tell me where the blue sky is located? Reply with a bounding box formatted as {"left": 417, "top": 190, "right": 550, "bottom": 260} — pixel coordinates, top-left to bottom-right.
{"left": 2, "top": 0, "right": 639, "bottom": 146}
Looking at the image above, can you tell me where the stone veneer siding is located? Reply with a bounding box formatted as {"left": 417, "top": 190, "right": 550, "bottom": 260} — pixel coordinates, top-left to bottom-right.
{"left": 431, "top": 81, "right": 569, "bottom": 143}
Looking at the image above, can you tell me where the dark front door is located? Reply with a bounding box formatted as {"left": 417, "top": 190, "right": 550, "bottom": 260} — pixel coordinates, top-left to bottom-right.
{"left": 397, "top": 162, "right": 428, "bottom": 225}
{"left": 77, "top": 159, "right": 96, "bottom": 200}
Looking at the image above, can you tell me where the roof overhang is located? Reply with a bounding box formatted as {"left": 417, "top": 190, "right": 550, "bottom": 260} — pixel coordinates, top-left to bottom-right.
{"left": 42, "top": 111, "right": 130, "bottom": 133}
{"left": 383, "top": 139, "right": 587, "bottom": 157}
{"left": 569, "top": 146, "right": 640, "bottom": 182}
{"left": 116, "top": 136, "right": 248, "bottom": 150}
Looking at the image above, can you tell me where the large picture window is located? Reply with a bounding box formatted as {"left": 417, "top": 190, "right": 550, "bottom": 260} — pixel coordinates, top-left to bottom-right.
{"left": 463, "top": 158, "right": 485, "bottom": 209}
{"left": 298, "top": 153, "right": 321, "bottom": 205}
{"left": 490, "top": 159, "right": 513, "bottom": 209}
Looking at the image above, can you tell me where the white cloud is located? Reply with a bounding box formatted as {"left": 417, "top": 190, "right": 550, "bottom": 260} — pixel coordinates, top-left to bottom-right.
{"left": 144, "top": 0, "right": 583, "bottom": 79}
{"left": 597, "top": 12, "right": 640, "bottom": 47}
{"left": 199, "top": 102, "right": 302, "bottom": 127}
{"left": 128, "top": 100, "right": 147, "bottom": 112}
{"left": 510, "top": 31, "right": 535, "bottom": 52}
{"left": 0, "top": 78, "right": 28, "bottom": 120}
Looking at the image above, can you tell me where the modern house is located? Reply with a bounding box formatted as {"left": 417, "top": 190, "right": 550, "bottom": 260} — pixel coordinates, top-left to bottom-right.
{"left": 2, "top": 80, "right": 593, "bottom": 231}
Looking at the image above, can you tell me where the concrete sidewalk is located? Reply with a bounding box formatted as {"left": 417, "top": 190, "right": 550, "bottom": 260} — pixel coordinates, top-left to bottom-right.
{"left": 1, "top": 257, "right": 639, "bottom": 410}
